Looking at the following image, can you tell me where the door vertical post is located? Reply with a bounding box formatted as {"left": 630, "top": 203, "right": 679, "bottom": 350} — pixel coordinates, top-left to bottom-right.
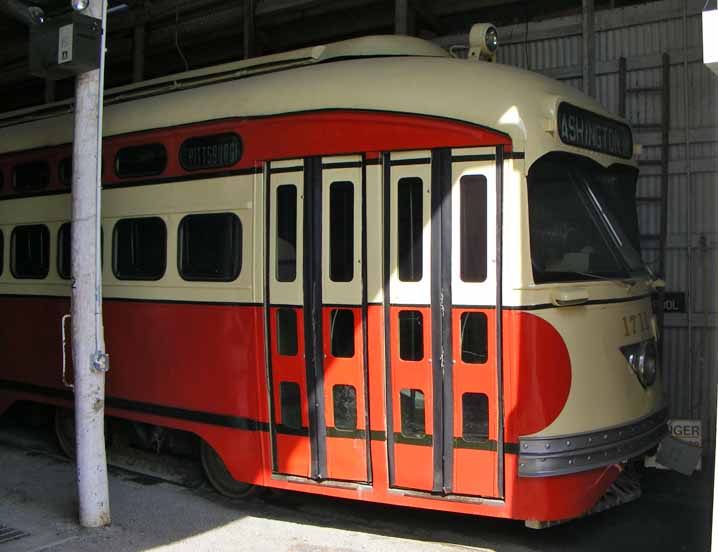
{"left": 263, "top": 163, "right": 279, "bottom": 472}
{"left": 382, "top": 153, "right": 396, "bottom": 487}
{"left": 303, "top": 157, "right": 326, "bottom": 479}
{"left": 495, "top": 146, "right": 505, "bottom": 499}
{"left": 430, "top": 148, "right": 454, "bottom": 494}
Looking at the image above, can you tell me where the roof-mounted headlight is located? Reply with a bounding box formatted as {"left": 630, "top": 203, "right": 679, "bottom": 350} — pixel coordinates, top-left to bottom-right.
{"left": 468, "top": 23, "right": 499, "bottom": 62}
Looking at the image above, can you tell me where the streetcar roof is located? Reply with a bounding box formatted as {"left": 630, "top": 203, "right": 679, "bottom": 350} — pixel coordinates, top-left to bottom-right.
{"left": 0, "top": 34, "right": 636, "bottom": 170}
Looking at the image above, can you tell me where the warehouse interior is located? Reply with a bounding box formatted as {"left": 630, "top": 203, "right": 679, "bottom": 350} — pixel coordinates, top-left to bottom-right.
{"left": 0, "top": 0, "right": 717, "bottom": 550}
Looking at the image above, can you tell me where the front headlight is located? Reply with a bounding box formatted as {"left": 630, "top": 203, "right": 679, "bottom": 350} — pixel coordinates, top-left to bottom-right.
{"left": 621, "top": 339, "right": 659, "bottom": 389}
{"left": 639, "top": 340, "right": 658, "bottom": 387}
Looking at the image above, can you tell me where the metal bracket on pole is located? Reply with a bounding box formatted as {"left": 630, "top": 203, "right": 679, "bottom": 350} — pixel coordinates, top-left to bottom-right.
{"left": 91, "top": 351, "right": 110, "bottom": 373}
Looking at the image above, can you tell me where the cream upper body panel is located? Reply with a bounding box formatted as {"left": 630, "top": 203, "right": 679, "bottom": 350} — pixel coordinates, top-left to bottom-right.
{"left": 0, "top": 35, "right": 636, "bottom": 173}
{"left": 529, "top": 295, "right": 664, "bottom": 438}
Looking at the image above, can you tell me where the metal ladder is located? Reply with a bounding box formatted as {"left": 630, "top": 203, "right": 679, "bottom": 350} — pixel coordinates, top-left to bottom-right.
{"left": 619, "top": 53, "right": 670, "bottom": 348}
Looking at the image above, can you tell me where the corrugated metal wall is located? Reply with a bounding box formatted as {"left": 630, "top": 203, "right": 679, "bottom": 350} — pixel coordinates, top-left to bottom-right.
{"left": 496, "top": 1, "right": 718, "bottom": 447}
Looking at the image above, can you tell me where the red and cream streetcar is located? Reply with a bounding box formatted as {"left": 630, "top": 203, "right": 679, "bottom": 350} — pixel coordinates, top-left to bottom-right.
{"left": 0, "top": 24, "right": 666, "bottom": 527}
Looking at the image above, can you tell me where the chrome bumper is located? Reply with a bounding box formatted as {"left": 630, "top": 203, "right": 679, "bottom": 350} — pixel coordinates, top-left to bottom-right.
{"left": 518, "top": 408, "right": 668, "bottom": 477}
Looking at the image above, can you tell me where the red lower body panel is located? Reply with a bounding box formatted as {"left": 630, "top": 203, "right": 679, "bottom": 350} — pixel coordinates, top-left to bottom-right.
{"left": 0, "top": 297, "right": 616, "bottom": 522}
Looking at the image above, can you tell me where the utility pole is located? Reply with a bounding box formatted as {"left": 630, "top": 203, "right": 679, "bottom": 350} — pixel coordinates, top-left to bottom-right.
{"left": 71, "top": 0, "right": 111, "bottom": 528}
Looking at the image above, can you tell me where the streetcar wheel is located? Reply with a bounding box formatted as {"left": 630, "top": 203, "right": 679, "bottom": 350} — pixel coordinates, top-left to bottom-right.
{"left": 200, "top": 440, "right": 257, "bottom": 499}
{"left": 54, "top": 407, "right": 111, "bottom": 459}
{"left": 54, "top": 407, "right": 76, "bottom": 459}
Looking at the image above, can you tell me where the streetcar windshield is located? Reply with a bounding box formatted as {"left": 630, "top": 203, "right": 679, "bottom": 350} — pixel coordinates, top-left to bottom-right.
{"left": 528, "top": 152, "right": 647, "bottom": 284}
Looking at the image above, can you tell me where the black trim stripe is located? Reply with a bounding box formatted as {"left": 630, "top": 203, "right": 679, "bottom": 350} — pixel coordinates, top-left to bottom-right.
{"left": 451, "top": 154, "right": 496, "bottom": 163}
{"left": 505, "top": 152, "right": 525, "bottom": 160}
{"left": 394, "top": 433, "right": 433, "bottom": 447}
{"left": 0, "top": 189, "right": 70, "bottom": 201}
{"left": 0, "top": 293, "right": 652, "bottom": 311}
{"left": 2, "top": 107, "right": 512, "bottom": 154}
{"left": 453, "top": 438, "right": 497, "bottom": 451}
{"left": 325, "top": 427, "right": 367, "bottom": 439}
{"left": 268, "top": 165, "right": 304, "bottom": 175}
{"left": 1, "top": 379, "right": 524, "bottom": 452}
{"left": 104, "top": 297, "right": 263, "bottom": 307}
{"left": 321, "top": 161, "right": 363, "bottom": 170}
{"left": 102, "top": 167, "right": 262, "bottom": 190}
{"left": 390, "top": 158, "right": 432, "bottom": 167}
{"left": 0, "top": 150, "right": 523, "bottom": 202}
{"left": 274, "top": 424, "right": 310, "bottom": 437}
{"left": 321, "top": 302, "right": 362, "bottom": 309}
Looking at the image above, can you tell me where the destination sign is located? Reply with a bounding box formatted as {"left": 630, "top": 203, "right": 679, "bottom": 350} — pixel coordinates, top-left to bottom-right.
{"left": 180, "top": 132, "right": 242, "bottom": 171}
{"left": 557, "top": 102, "right": 633, "bottom": 160}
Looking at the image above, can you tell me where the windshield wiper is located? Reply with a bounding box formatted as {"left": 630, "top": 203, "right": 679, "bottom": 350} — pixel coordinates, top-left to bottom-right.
{"left": 539, "top": 268, "right": 636, "bottom": 288}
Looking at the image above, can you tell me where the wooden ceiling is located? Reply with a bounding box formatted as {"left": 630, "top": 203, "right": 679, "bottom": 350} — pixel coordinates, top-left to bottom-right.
{"left": 0, "top": 0, "right": 646, "bottom": 114}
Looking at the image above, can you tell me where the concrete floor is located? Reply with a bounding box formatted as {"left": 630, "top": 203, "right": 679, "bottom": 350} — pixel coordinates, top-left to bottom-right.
{"left": 0, "top": 419, "right": 712, "bottom": 552}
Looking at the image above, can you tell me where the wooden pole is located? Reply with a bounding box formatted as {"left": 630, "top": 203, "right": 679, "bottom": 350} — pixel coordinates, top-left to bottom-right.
{"left": 71, "top": 0, "right": 110, "bottom": 528}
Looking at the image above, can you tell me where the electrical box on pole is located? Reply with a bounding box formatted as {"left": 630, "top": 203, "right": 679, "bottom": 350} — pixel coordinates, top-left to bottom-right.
{"left": 29, "top": 13, "right": 101, "bottom": 80}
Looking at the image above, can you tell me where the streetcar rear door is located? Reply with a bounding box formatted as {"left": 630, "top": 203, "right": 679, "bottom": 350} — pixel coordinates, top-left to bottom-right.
{"left": 266, "top": 156, "right": 369, "bottom": 483}
{"left": 384, "top": 147, "right": 502, "bottom": 498}
{"left": 267, "top": 159, "right": 311, "bottom": 478}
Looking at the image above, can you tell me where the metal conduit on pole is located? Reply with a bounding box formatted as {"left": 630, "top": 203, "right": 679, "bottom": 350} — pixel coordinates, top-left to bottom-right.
{"left": 71, "top": 0, "right": 111, "bottom": 528}
{"left": 582, "top": 0, "right": 595, "bottom": 97}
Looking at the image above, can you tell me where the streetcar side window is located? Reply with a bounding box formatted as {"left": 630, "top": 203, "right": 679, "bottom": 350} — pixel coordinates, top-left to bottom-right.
{"left": 58, "top": 223, "right": 103, "bottom": 279}
{"left": 400, "top": 389, "right": 425, "bottom": 438}
{"left": 280, "top": 381, "right": 302, "bottom": 430}
{"left": 399, "top": 310, "right": 423, "bottom": 361}
{"left": 58, "top": 223, "right": 71, "bottom": 280}
{"left": 276, "top": 308, "right": 298, "bottom": 356}
{"left": 11, "top": 224, "right": 50, "bottom": 279}
{"left": 332, "top": 384, "right": 357, "bottom": 431}
{"left": 115, "top": 143, "right": 167, "bottom": 178}
{"left": 462, "top": 392, "right": 489, "bottom": 441}
{"left": 460, "top": 175, "right": 487, "bottom": 282}
{"left": 330, "top": 309, "right": 354, "bottom": 358}
{"left": 13, "top": 161, "right": 50, "bottom": 191}
{"left": 113, "top": 217, "right": 167, "bottom": 280}
{"left": 276, "top": 185, "right": 297, "bottom": 282}
{"left": 460, "top": 312, "right": 488, "bottom": 364}
{"left": 397, "top": 177, "right": 423, "bottom": 282}
{"left": 59, "top": 157, "right": 72, "bottom": 188}
{"left": 329, "top": 180, "right": 354, "bottom": 282}
{"left": 178, "top": 213, "right": 242, "bottom": 281}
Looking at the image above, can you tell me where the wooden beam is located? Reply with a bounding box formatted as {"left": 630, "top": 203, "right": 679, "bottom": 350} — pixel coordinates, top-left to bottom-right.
{"left": 243, "top": 0, "right": 255, "bottom": 59}
{"left": 395, "top": 0, "right": 415, "bottom": 36}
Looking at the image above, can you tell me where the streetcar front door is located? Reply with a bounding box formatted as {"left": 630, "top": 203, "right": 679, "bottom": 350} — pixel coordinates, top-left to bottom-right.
{"left": 266, "top": 156, "right": 369, "bottom": 483}
{"left": 384, "top": 148, "right": 503, "bottom": 498}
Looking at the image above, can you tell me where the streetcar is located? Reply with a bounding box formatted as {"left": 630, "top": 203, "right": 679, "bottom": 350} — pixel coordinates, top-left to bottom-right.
{"left": 0, "top": 24, "right": 666, "bottom": 527}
